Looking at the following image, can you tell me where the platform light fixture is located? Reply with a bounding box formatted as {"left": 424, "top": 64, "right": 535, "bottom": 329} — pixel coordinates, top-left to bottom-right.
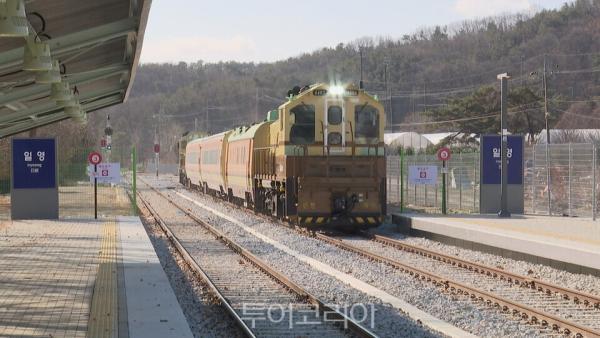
{"left": 0, "top": 0, "right": 28, "bottom": 37}
{"left": 65, "top": 102, "right": 82, "bottom": 117}
{"left": 50, "top": 81, "right": 72, "bottom": 102}
{"left": 72, "top": 112, "right": 87, "bottom": 124}
{"left": 23, "top": 35, "right": 52, "bottom": 71}
{"left": 35, "top": 60, "right": 61, "bottom": 84}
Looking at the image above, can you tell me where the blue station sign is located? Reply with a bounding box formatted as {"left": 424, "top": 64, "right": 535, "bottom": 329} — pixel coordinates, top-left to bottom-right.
{"left": 12, "top": 138, "right": 57, "bottom": 189}
{"left": 481, "top": 135, "right": 523, "bottom": 185}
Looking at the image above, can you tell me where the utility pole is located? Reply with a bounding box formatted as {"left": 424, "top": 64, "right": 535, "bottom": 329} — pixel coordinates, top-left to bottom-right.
{"left": 384, "top": 58, "right": 394, "bottom": 134}
{"left": 542, "top": 54, "right": 551, "bottom": 215}
{"left": 154, "top": 105, "right": 163, "bottom": 178}
{"left": 520, "top": 55, "right": 524, "bottom": 87}
{"left": 384, "top": 59, "right": 391, "bottom": 132}
{"left": 205, "top": 97, "right": 208, "bottom": 132}
{"left": 543, "top": 54, "right": 550, "bottom": 145}
{"left": 154, "top": 125, "right": 159, "bottom": 178}
{"left": 359, "top": 47, "right": 364, "bottom": 90}
{"left": 412, "top": 87, "right": 416, "bottom": 123}
{"left": 422, "top": 84, "right": 426, "bottom": 124}
{"left": 497, "top": 73, "right": 511, "bottom": 218}
{"left": 104, "top": 114, "right": 112, "bottom": 162}
{"left": 255, "top": 87, "right": 259, "bottom": 122}
{"left": 194, "top": 117, "right": 197, "bottom": 132}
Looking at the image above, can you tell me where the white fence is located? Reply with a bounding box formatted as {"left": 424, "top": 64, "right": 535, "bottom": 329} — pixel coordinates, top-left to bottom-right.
{"left": 387, "top": 143, "right": 599, "bottom": 218}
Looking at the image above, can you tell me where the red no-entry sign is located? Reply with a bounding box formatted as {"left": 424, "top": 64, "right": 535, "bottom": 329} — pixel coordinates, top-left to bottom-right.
{"left": 88, "top": 151, "right": 102, "bottom": 165}
{"left": 437, "top": 147, "right": 451, "bottom": 162}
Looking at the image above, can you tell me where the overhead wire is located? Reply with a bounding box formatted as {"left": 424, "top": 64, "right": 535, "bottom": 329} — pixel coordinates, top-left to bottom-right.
{"left": 551, "top": 107, "right": 600, "bottom": 121}
{"left": 391, "top": 105, "right": 542, "bottom": 127}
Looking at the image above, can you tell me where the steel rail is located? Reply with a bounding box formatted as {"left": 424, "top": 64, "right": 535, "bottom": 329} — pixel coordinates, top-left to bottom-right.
{"left": 171, "top": 181, "right": 600, "bottom": 336}
{"left": 317, "top": 233, "right": 600, "bottom": 338}
{"left": 136, "top": 188, "right": 257, "bottom": 338}
{"left": 365, "top": 233, "right": 600, "bottom": 310}
{"left": 137, "top": 178, "right": 379, "bottom": 338}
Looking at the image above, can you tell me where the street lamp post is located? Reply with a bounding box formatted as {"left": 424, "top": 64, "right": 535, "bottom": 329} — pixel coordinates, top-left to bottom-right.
{"left": 497, "top": 73, "right": 511, "bottom": 218}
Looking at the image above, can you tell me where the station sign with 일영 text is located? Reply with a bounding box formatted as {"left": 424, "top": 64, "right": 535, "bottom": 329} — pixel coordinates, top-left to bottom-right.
{"left": 12, "top": 138, "right": 56, "bottom": 189}
{"left": 11, "top": 138, "right": 58, "bottom": 220}
{"left": 481, "top": 135, "right": 524, "bottom": 185}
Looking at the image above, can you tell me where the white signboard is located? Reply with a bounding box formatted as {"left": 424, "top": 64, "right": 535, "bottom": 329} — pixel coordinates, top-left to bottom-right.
{"left": 88, "top": 163, "right": 121, "bottom": 184}
{"left": 408, "top": 165, "right": 438, "bottom": 185}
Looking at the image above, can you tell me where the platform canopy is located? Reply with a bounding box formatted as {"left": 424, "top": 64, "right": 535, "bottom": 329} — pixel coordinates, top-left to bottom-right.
{"left": 0, "top": 0, "right": 151, "bottom": 137}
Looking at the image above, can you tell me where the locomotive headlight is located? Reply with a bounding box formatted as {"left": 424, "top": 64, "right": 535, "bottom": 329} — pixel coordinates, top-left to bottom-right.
{"left": 328, "top": 132, "right": 342, "bottom": 145}
{"left": 329, "top": 85, "right": 345, "bottom": 96}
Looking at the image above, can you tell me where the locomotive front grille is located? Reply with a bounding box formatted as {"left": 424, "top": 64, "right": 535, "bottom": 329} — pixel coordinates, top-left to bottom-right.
{"left": 301, "top": 159, "right": 378, "bottom": 178}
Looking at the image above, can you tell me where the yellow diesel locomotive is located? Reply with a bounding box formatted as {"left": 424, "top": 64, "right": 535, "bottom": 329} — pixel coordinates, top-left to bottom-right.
{"left": 179, "top": 83, "right": 386, "bottom": 229}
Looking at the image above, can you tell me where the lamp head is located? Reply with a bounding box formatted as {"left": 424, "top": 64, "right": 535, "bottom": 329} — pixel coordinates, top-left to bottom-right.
{"left": 35, "top": 60, "right": 61, "bottom": 84}
{"left": 50, "top": 81, "right": 72, "bottom": 102}
{"left": 0, "top": 0, "right": 28, "bottom": 37}
{"left": 65, "top": 102, "right": 82, "bottom": 117}
{"left": 23, "top": 35, "right": 52, "bottom": 71}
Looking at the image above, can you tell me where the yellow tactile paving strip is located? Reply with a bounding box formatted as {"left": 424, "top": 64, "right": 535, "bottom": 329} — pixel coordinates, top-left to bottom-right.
{"left": 87, "top": 219, "right": 119, "bottom": 338}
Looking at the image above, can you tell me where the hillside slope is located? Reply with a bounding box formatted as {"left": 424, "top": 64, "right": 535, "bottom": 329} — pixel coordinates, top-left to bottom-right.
{"left": 94, "top": 0, "right": 600, "bottom": 161}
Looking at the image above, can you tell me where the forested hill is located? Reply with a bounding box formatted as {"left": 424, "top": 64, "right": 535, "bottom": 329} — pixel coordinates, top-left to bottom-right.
{"left": 95, "top": 0, "right": 600, "bottom": 162}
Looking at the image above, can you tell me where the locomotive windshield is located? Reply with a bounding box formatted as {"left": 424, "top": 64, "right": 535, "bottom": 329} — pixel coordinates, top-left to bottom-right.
{"left": 355, "top": 104, "right": 379, "bottom": 143}
{"left": 290, "top": 104, "right": 315, "bottom": 144}
{"left": 327, "top": 106, "right": 342, "bottom": 125}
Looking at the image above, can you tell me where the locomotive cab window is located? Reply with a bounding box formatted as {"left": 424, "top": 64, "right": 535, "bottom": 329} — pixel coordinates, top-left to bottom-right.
{"left": 290, "top": 104, "right": 315, "bottom": 144}
{"left": 327, "top": 105, "right": 342, "bottom": 125}
{"left": 355, "top": 104, "right": 379, "bottom": 144}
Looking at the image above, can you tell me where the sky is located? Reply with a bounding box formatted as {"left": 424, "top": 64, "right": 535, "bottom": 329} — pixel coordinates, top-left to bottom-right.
{"left": 140, "top": 0, "right": 571, "bottom": 64}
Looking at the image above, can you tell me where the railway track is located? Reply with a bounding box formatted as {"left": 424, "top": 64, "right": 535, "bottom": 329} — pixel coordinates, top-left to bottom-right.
{"left": 135, "top": 178, "right": 378, "bottom": 338}
{"left": 318, "top": 233, "right": 600, "bottom": 338}
{"left": 140, "top": 175, "right": 600, "bottom": 337}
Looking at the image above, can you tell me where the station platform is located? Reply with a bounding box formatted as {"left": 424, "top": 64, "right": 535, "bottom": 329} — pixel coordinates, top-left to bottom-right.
{"left": 391, "top": 213, "right": 600, "bottom": 276}
{"left": 0, "top": 216, "right": 192, "bottom": 338}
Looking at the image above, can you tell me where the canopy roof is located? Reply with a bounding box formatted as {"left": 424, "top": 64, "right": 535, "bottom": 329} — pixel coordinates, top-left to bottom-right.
{"left": 0, "top": 0, "right": 151, "bottom": 137}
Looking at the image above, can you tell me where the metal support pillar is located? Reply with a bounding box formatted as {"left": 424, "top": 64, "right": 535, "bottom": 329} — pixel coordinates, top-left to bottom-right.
{"left": 399, "top": 149, "right": 404, "bottom": 212}
{"left": 442, "top": 160, "right": 447, "bottom": 214}
{"left": 547, "top": 143, "right": 551, "bottom": 215}
{"left": 473, "top": 154, "right": 477, "bottom": 212}
{"left": 497, "top": 73, "right": 511, "bottom": 218}
{"left": 459, "top": 152, "right": 463, "bottom": 210}
{"left": 593, "top": 145, "right": 596, "bottom": 221}
{"left": 132, "top": 146, "right": 137, "bottom": 215}
{"left": 532, "top": 145, "right": 536, "bottom": 214}
{"left": 568, "top": 143, "right": 572, "bottom": 216}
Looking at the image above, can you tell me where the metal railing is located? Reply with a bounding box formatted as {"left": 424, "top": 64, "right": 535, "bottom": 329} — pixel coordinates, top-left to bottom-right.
{"left": 525, "top": 143, "right": 598, "bottom": 218}
{"left": 387, "top": 143, "right": 599, "bottom": 218}
{"left": 387, "top": 152, "right": 480, "bottom": 213}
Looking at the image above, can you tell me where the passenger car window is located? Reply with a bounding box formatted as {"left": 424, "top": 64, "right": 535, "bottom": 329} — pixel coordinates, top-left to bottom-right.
{"left": 355, "top": 104, "right": 379, "bottom": 143}
{"left": 290, "top": 104, "right": 315, "bottom": 144}
{"left": 328, "top": 106, "right": 342, "bottom": 125}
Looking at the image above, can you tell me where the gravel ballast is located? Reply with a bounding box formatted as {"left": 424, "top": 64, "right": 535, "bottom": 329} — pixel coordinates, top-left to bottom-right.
{"left": 374, "top": 224, "right": 600, "bottom": 298}
{"left": 138, "top": 202, "right": 245, "bottom": 338}
{"left": 139, "top": 176, "right": 444, "bottom": 338}
{"left": 139, "top": 174, "right": 573, "bottom": 337}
